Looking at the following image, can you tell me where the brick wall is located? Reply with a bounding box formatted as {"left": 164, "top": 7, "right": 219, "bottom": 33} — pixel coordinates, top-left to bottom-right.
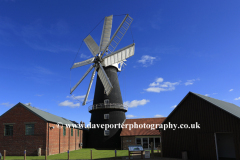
{"left": 48, "top": 123, "right": 83, "bottom": 155}
{"left": 48, "top": 123, "right": 59, "bottom": 155}
{"left": 0, "top": 104, "right": 46, "bottom": 156}
{"left": 121, "top": 136, "right": 136, "bottom": 150}
{"left": 0, "top": 104, "right": 84, "bottom": 156}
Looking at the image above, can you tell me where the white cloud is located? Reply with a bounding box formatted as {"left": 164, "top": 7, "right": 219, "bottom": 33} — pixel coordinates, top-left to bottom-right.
{"left": 234, "top": 97, "right": 240, "bottom": 100}
{"left": 184, "top": 79, "right": 200, "bottom": 86}
{"left": 229, "top": 89, "right": 233, "bottom": 92}
{"left": 138, "top": 55, "right": 156, "bottom": 67}
{"left": 67, "top": 95, "right": 85, "bottom": 100}
{"left": 58, "top": 100, "right": 80, "bottom": 108}
{"left": 145, "top": 77, "right": 180, "bottom": 93}
{"left": 0, "top": 102, "right": 14, "bottom": 107}
{"left": 154, "top": 114, "right": 164, "bottom": 118}
{"left": 124, "top": 99, "right": 150, "bottom": 108}
{"left": 126, "top": 115, "right": 137, "bottom": 118}
{"left": 25, "top": 102, "right": 32, "bottom": 106}
{"left": 35, "top": 94, "right": 43, "bottom": 97}
{"left": 185, "top": 79, "right": 195, "bottom": 86}
{"left": 171, "top": 105, "right": 177, "bottom": 108}
{"left": 149, "top": 82, "right": 159, "bottom": 87}
{"left": 149, "top": 78, "right": 164, "bottom": 87}
{"left": 156, "top": 77, "right": 163, "bottom": 83}
{"left": 145, "top": 87, "right": 165, "bottom": 93}
{"left": 58, "top": 95, "right": 86, "bottom": 108}
{"left": 80, "top": 53, "right": 90, "bottom": 59}
{"left": 205, "top": 94, "right": 209, "bottom": 97}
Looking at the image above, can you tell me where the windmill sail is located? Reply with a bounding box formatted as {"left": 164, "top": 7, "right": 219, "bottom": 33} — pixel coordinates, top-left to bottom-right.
{"left": 101, "top": 14, "right": 133, "bottom": 57}
{"left": 70, "top": 15, "right": 134, "bottom": 105}
{"left": 99, "top": 15, "right": 113, "bottom": 52}
{"left": 97, "top": 63, "right": 113, "bottom": 95}
{"left": 71, "top": 57, "right": 94, "bottom": 69}
{"left": 82, "top": 67, "right": 97, "bottom": 106}
{"left": 70, "top": 65, "right": 94, "bottom": 94}
{"left": 84, "top": 35, "right": 99, "bottom": 56}
{"left": 102, "top": 43, "right": 135, "bottom": 67}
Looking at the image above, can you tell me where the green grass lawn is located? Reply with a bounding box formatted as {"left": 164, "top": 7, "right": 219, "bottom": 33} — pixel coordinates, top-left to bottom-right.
{"left": 4, "top": 148, "right": 161, "bottom": 160}
{"left": 4, "top": 149, "right": 128, "bottom": 160}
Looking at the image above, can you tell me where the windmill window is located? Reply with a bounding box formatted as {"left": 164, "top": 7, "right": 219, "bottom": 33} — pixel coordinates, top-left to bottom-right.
{"left": 25, "top": 124, "right": 34, "bottom": 135}
{"left": 4, "top": 125, "right": 13, "bottom": 136}
{"left": 104, "top": 130, "right": 110, "bottom": 136}
{"left": 104, "top": 99, "right": 110, "bottom": 105}
{"left": 104, "top": 114, "right": 109, "bottom": 119}
{"left": 71, "top": 128, "right": 73, "bottom": 136}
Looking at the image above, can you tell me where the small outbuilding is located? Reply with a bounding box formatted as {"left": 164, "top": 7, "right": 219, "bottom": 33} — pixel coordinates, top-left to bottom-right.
{"left": 120, "top": 117, "right": 165, "bottom": 150}
{"left": 0, "top": 102, "right": 85, "bottom": 156}
{"left": 160, "top": 92, "right": 240, "bottom": 160}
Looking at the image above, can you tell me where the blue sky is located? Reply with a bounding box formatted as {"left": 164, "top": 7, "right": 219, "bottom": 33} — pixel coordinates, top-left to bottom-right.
{"left": 1, "top": 0, "right": 240, "bottom": 124}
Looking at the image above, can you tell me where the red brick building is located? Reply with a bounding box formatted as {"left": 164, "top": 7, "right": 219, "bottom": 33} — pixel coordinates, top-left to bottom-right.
{"left": 120, "top": 118, "right": 165, "bottom": 150}
{"left": 0, "top": 102, "right": 84, "bottom": 156}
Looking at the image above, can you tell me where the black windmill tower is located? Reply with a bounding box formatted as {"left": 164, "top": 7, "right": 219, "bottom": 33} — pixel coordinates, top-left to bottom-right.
{"left": 70, "top": 14, "right": 135, "bottom": 149}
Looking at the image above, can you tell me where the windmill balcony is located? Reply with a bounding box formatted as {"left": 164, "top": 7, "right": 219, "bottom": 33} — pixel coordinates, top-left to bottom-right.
{"left": 88, "top": 103, "right": 128, "bottom": 112}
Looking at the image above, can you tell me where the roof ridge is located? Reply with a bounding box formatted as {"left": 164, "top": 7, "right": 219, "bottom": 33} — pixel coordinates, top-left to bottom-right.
{"left": 190, "top": 92, "right": 240, "bottom": 119}
{"left": 20, "top": 102, "right": 58, "bottom": 116}
{"left": 19, "top": 102, "right": 76, "bottom": 125}
{"left": 191, "top": 92, "right": 239, "bottom": 107}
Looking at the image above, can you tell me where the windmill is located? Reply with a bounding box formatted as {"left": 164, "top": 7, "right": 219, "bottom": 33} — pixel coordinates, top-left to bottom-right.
{"left": 70, "top": 14, "right": 135, "bottom": 148}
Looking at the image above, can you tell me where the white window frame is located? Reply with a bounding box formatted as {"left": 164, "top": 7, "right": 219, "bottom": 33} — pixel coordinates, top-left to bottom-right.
{"left": 135, "top": 136, "right": 161, "bottom": 149}
{"left": 104, "top": 130, "right": 110, "bottom": 136}
{"left": 104, "top": 99, "right": 110, "bottom": 105}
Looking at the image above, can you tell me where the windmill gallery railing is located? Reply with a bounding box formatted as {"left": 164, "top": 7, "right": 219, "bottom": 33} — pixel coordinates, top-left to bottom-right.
{"left": 88, "top": 103, "right": 128, "bottom": 112}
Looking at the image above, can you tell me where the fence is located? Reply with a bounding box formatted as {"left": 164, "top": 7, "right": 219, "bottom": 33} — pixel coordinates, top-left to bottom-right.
{"left": 0, "top": 149, "right": 120, "bottom": 160}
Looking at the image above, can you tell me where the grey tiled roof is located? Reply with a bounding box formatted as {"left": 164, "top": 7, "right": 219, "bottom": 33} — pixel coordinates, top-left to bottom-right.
{"left": 160, "top": 92, "right": 240, "bottom": 126}
{"left": 20, "top": 103, "right": 77, "bottom": 125}
{"left": 191, "top": 92, "right": 240, "bottom": 119}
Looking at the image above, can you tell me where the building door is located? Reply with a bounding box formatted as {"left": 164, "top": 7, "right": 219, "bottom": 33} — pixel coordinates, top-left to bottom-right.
{"left": 215, "top": 133, "right": 236, "bottom": 160}
{"left": 155, "top": 137, "right": 160, "bottom": 148}
{"left": 197, "top": 133, "right": 217, "bottom": 160}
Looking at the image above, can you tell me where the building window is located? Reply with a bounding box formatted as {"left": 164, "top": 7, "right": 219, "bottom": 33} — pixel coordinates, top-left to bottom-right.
{"left": 104, "top": 130, "right": 110, "bottom": 136}
{"left": 104, "top": 114, "right": 109, "bottom": 119}
{"left": 78, "top": 130, "right": 79, "bottom": 137}
{"left": 135, "top": 137, "right": 161, "bottom": 149}
{"left": 4, "top": 125, "right": 13, "bottom": 136}
{"left": 25, "top": 124, "right": 34, "bottom": 135}
{"left": 142, "top": 138, "right": 148, "bottom": 148}
{"left": 63, "top": 126, "right": 66, "bottom": 136}
{"left": 71, "top": 128, "right": 73, "bottom": 136}
{"left": 136, "top": 138, "right": 141, "bottom": 145}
